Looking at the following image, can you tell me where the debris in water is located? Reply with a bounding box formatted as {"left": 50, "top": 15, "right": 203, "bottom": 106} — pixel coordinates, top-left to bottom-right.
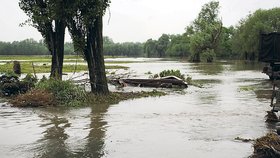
{"left": 234, "top": 137, "right": 254, "bottom": 142}
{"left": 265, "top": 111, "right": 279, "bottom": 122}
{"left": 250, "top": 132, "right": 280, "bottom": 158}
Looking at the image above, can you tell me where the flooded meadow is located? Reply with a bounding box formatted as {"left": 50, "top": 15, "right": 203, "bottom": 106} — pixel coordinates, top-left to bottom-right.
{"left": 0, "top": 58, "right": 274, "bottom": 158}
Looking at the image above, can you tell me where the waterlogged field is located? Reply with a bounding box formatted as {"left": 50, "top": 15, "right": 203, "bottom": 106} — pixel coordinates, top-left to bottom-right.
{"left": 0, "top": 55, "right": 133, "bottom": 73}
{"left": 0, "top": 58, "right": 274, "bottom": 158}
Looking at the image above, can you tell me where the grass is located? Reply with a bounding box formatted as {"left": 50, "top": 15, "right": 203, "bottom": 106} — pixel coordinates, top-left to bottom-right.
{"left": 239, "top": 85, "right": 255, "bottom": 91}
{"left": 10, "top": 90, "right": 167, "bottom": 107}
{"left": 0, "top": 62, "right": 128, "bottom": 74}
{"left": 7, "top": 76, "right": 166, "bottom": 107}
{"left": 0, "top": 55, "right": 138, "bottom": 64}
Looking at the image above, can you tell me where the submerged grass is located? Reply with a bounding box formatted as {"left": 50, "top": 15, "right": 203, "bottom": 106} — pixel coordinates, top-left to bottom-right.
{"left": 87, "top": 90, "right": 166, "bottom": 106}
{"left": 239, "top": 85, "right": 255, "bottom": 91}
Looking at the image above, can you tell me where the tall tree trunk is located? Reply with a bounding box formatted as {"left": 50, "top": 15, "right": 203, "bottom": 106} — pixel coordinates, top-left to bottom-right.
{"left": 85, "top": 26, "right": 97, "bottom": 92}
{"left": 92, "top": 16, "right": 109, "bottom": 95}
{"left": 192, "top": 53, "right": 201, "bottom": 62}
{"left": 50, "top": 20, "right": 66, "bottom": 80}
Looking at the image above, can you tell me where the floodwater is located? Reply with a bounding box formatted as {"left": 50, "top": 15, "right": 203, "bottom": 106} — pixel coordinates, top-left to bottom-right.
{"left": 0, "top": 59, "right": 274, "bottom": 158}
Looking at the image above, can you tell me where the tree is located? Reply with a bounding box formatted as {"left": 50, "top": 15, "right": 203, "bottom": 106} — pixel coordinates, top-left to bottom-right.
{"left": 67, "top": 0, "right": 110, "bottom": 94}
{"left": 231, "top": 8, "right": 280, "bottom": 60}
{"left": 216, "top": 26, "right": 236, "bottom": 59}
{"left": 144, "top": 39, "right": 157, "bottom": 57}
{"left": 143, "top": 34, "right": 170, "bottom": 58}
{"left": 166, "top": 34, "right": 190, "bottom": 57}
{"left": 19, "top": 0, "right": 71, "bottom": 79}
{"left": 156, "top": 34, "right": 170, "bottom": 57}
{"left": 186, "top": 1, "right": 223, "bottom": 62}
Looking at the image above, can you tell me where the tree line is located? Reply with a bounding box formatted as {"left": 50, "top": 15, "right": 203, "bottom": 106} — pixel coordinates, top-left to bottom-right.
{"left": 0, "top": 39, "right": 74, "bottom": 55}
{"left": 1, "top": 1, "right": 279, "bottom": 63}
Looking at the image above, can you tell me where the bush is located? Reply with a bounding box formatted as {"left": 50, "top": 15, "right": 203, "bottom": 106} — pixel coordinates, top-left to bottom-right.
{"left": 201, "top": 48, "right": 216, "bottom": 63}
{"left": 10, "top": 89, "right": 56, "bottom": 107}
{"left": 36, "top": 79, "right": 86, "bottom": 106}
{"left": 157, "top": 69, "right": 186, "bottom": 80}
{"left": 0, "top": 74, "right": 20, "bottom": 96}
{"left": 0, "top": 73, "right": 37, "bottom": 96}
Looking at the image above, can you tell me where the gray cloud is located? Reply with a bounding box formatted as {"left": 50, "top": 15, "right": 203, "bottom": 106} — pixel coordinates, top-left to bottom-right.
{"left": 0, "top": 0, "right": 279, "bottom": 42}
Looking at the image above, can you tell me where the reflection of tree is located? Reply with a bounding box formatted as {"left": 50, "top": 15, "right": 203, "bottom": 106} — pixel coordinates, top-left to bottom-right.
{"left": 36, "top": 113, "right": 72, "bottom": 158}
{"left": 193, "top": 62, "right": 224, "bottom": 75}
{"left": 79, "top": 104, "right": 110, "bottom": 158}
{"left": 232, "top": 61, "right": 264, "bottom": 71}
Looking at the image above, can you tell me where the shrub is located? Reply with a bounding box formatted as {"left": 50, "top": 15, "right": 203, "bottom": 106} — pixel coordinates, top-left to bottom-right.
{"left": 36, "top": 79, "right": 87, "bottom": 106}
{"left": 0, "top": 73, "right": 37, "bottom": 96}
{"left": 10, "top": 89, "right": 56, "bottom": 107}
{"left": 201, "top": 48, "right": 216, "bottom": 63}
{"left": 157, "top": 69, "right": 186, "bottom": 80}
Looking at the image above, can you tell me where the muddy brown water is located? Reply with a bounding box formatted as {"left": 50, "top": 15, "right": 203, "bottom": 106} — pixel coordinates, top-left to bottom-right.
{"left": 0, "top": 59, "right": 274, "bottom": 158}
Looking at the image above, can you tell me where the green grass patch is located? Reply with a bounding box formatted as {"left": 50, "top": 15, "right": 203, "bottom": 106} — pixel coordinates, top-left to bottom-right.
{"left": 0, "top": 62, "right": 128, "bottom": 74}
{"left": 36, "top": 79, "right": 87, "bottom": 107}
{"left": 10, "top": 78, "right": 166, "bottom": 107}
{"left": 239, "top": 85, "right": 255, "bottom": 91}
{"left": 0, "top": 55, "right": 140, "bottom": 64}
{"left": 0, "top": 55, "right": 84, "bottom": 60}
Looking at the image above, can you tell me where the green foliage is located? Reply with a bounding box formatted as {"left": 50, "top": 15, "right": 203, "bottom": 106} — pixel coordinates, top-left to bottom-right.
{"left": 22, "top": 73, "right": 38, "bottom": 89}
{"left": 186, "top": 1, "right": 223, "bottom": 62}
{"left": 104, "top": 37, "right": 144, "bottom": 57}
{"left": 158, "top": 70, "right": 186, "bottom": 80}
{"left": 201, "top": 48, "right": 216, "bottom": 62}
{"left": 216, "top": 26, "right": 236, "bottom": 59}
{"left": 166, "top": 34, "right": 190, "bottom": 57}
{"left": 144, "top": 39, "right": 158, "bottom": 57}
{"left": 157, "top": 34, "right": 170, "bottom": 57}
{"left": 143, "top": 34, "right": 170, "bottom": 57}
{"left": 0, "top": 39, "right": 74, "bottom": 55}
{"left": 231, "top": 8, "right": 280, "bottom": 60}
{"left": 36, "top": 79, "right": 87, "bottom": 106}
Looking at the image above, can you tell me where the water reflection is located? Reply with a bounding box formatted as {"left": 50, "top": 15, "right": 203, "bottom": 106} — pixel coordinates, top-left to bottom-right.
{"left": 0, "top": 59, "right": 274, "bottom": 158}
{"left": 192, "top": 62, "right": 224, "bottom": 75}
{"left": 232, "top": 61, "right": 265, "bottom": 71}
{"left": 76, "top": 104, "right": 109, "bottom": 158}
{"left": 35, "top": 111, "right": 72, "bottom": 158}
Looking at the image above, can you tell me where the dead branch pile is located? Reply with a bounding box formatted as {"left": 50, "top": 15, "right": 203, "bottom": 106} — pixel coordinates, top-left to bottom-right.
{"left": 10, "top": 89, "right": 56, "bottom": 107}
{"left": 251, "top": 133, "right": 280, "bottom": 158}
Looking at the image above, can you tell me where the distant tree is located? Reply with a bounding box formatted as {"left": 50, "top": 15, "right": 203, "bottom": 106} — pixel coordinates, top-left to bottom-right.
{"left": 144, "top": 39, "right": 157, "bottom": 57}
{"left": 156, "top": 34, "right": 170, "bottom": 57}
{"left": 0, "top": 39, "right": 49, "bottom": 55}
{"left": 216, "top": 26, "right": 236, "bottom": 59}
{"left": 231, "top": 8, "right": 280, "bottom": 60}
{"left": 186, "top": 1, "right": 223, "bottom": 62}
{"left": 103, "top": 36, "right": 114, "bottom": 45}
{"left": 166, "top": 34, "right": 190, "bottom": 57}
{"left": 64, "top": 42, "right": 75, "bottom": 55}
{"left": 0, "top": 39, "right": 75, "bottom": 55}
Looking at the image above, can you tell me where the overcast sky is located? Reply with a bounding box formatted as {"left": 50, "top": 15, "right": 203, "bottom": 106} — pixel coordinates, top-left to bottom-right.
{"left": 0, "top": 0, "right": 279, "bottom": 43}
